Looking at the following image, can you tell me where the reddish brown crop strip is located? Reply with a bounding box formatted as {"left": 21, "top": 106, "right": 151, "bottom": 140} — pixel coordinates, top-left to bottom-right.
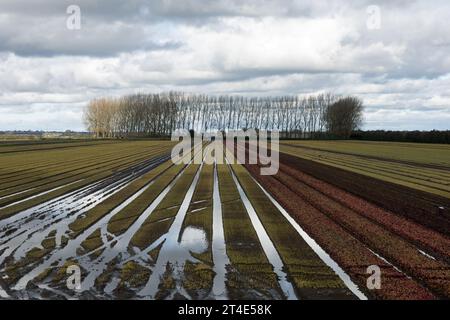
{"left": 234, "top": 142, "right": 446, "bottom": 299}
{"left": 279, "top": 153, "right": 450, "bottom": 236}
{"left": 278, "top": 164, "right": 450, "bottom": 264}
{"left": 275, "top": 167, "right": 450, "bottom": 297}
{"left": 245, "top": 163, "right": 435, "bottom": 299}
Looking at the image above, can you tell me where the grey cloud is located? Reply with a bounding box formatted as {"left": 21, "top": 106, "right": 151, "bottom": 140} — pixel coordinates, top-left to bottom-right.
{"left": 0, "top": 0, "right": 449, "bottom": 131}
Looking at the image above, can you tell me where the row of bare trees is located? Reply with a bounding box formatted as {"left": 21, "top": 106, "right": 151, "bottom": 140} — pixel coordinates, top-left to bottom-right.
{"left": 83, "top": 92, "right": 363, "bottom": 138}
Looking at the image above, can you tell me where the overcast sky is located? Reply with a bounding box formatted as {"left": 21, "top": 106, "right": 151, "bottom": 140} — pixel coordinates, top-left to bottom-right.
{"left": 1, "top": 0, "right": 449, "bottom": 131}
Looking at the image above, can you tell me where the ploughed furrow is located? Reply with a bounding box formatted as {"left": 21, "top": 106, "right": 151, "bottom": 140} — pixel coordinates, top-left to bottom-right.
{"left": 228, "top": 162, "right": 357, "bottom": 300}
{"left": 0, "top": 149, "right": 172, "bottom": 220}
{"left": 0, "top": 144, "right": 169, "bottom": 194}
{"left": 210, "top": 154, "right": 231, "bottom": 300}
{"left": 217, "top": 162, "right": 283, "bottom": 300}
{"left": 279, "top": 152, "right": 450, "bottom": 236}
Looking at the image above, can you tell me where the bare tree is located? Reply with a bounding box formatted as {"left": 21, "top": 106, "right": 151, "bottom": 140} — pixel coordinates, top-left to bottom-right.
{"left": 325, "top": 96, "right": 364, "bottom": 138}
{"left": 83, "top": 92, "right": 364, "bottom": 139}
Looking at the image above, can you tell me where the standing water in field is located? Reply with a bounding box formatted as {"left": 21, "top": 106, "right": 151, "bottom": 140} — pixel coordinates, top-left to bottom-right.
{"left": 226, "top": 158, "right": 297, "bottom": 300}
{"left": 251, "top": 176, "right": 368, "bottom": 300}
{"left": 210, "top": 161, "right": 231, "bottom": 300}
{"left": 0, "top": 154, "right": 170, "bottom": 297}
{"left": 138, "top": 162, "right": 203, "bottom": 299}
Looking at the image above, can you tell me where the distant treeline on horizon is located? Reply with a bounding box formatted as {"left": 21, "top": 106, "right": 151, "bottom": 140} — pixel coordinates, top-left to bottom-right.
{"left": 350, "top": 130, "right": 450, "bottom": 144}
{"left": 1, "top": 130, "right": 449, "bottom": 144}
{"left": 83, "top": 92, "right": 364, "bottom": 140}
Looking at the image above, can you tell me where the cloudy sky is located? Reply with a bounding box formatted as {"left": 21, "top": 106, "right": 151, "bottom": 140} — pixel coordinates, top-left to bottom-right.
{"left": 1, "top": 0, "right": 449, "bottom": 131}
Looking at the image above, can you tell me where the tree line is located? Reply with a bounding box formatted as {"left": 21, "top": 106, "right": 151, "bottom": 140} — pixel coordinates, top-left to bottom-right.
{"left": 83, "top": 92, "right": 364, "bottom": 139}
{"left": 351, "top": 130, "right": 450, "bottom": 144}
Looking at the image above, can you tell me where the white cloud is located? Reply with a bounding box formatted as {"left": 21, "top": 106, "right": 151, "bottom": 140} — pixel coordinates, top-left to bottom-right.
{"left": 0, "top": 0, "right": 449, "bottom": 130}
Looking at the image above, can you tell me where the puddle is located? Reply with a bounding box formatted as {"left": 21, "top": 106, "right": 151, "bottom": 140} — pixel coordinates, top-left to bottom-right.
{"left": 138, "top": 162, "right": 203, "bottom": 299}
{"left": 211, "top": 161, "right": 231, "bottom": 300}
{"left": 367, "top": 247, "right": 412, "bottom": 280}
{"left": 0, "top": 284, "right": 9, "bottom": 298}
{"left": 226, "top": 159, "right": 297, "bottom": 300}
{"left": 180, "top": 227, "right": 208, "bottom": 254}
{"left": 2, "top": 155, "right": 169, "bottom": 294}
{"left": 104, "top": 277, "right": 121, "bottom": 294}
{"left": 418, "top": 249, "right": 436, "bottom": 260}
{"left": 189, "top": 207, "right": 208, "bottom": 214}
{"left": 78, "top": 163, "right": 193, "bottom": 292}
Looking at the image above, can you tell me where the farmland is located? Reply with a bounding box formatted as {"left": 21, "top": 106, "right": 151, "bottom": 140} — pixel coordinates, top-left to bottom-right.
{"left": 0, "top": 139, "right": 449, "bottom": 300}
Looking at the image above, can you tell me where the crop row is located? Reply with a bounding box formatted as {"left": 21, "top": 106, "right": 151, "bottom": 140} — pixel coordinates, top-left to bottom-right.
{"left": 217, "top": 163, "right": 282, "bottom": 299}
{"left": 237, "top": 142, "right": 436, "bottom": 299}
{"left": 279, "top": 152, "right": 450, "bottom": 237}
{"left": 0, "top": 143, "right": 174, "bottom": 220}
{"left": 0, "top": 143, "right": 170, "bottom": 191}
{"left": 280, "top": 144, "right": 450, "bottom": 198}
{"left": 0, "top": 145, "right": 169, "bottom": 201}
{"left": 0, "top": 141, "right": 172, "bottom": 191}
{"left": 228, "top": 162, "right": 357, "bottom": 299}
{"left": 0, "top": 141, "right": 174, "bottom": 182}
{"left": 272, "top": 165, "right": 450, "bottom": 298}
{"left": 246, "top": 163, "right": 435, "bottom": 299}
{"left": 279, "top": 164, "right": 450, "bottom": 264}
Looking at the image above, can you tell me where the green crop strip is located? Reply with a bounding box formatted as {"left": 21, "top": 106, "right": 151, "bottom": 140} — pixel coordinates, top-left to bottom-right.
{"left": 129, "top": 164, "right": 200, "bottom": 250}
{"left": 283, "top": 140, "right": 450, "bottom": 167}
{"left": 181, "top": 164, "right": 214, "bottom": 264}
{"left": 0, "top": 144, "right": 171, "bottom": 198}
{"left": 0, "top": 152, "right": 167, "bottom": 220}
{"left": 0, "top": 144, "right": 170, "bottom": 193}
{"left": 69, "top": 160, "right": 175, "bottom": 235}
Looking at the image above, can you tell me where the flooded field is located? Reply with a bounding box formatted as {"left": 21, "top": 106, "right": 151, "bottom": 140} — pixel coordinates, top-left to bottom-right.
{"left": 0, "top": 140, "right": 363, "bottom": 300}
{"left": 1, "top": 139, "right": 448, "bottom": 300}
